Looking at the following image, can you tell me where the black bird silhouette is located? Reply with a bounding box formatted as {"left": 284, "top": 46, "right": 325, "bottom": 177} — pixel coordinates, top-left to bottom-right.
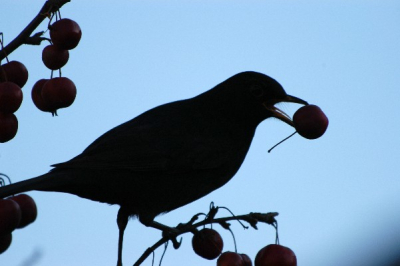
{"left": 0, "top": 71, "right": 307, "bottom": 265}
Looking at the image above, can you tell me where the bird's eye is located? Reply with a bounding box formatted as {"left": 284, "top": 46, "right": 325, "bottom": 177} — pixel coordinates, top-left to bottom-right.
{"left": 250, "top": 85, "right": 264, "bottom": 97}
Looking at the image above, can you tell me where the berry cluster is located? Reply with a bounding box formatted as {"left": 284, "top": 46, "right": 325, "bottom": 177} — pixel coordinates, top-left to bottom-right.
{"left": 192, "top": 228, "right": 297, "bottom": 266}
{"left": 0, "top": 61, "right": 28, "bottom": 142}
{"left": 0, "top": 16, "right": 81, "bottom": 143}
{"left": 32, "top": 17, "right": 81, "bottom": 115}
{"left": 0, "top": 194, "right": 37, "bottom": 254}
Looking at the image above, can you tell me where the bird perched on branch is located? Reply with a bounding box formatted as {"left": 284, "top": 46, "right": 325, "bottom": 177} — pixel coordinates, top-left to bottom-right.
{"left": 0, "top": 71, "right": 307, "bottom": 265}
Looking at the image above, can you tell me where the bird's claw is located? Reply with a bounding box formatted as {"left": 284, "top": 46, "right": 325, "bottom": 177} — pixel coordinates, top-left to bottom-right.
{"left": 171, "top": 237, "right": 182, "bottom": 249}
{"left": 161, "top": 227, "right": 182, "bottom": 249}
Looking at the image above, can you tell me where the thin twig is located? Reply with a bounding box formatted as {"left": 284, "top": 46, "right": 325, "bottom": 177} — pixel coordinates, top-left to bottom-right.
{"left": 0, "top": 0, "right": 71, "bottom": 62}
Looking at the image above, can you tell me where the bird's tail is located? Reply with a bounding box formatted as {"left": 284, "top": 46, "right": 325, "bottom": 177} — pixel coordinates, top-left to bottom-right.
{"left": 0, "top": 174, "right": 51, "bottom": 199}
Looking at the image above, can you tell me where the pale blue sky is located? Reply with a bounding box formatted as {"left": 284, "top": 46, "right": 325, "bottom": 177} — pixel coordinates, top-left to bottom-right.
{"left": 1, "top": 1, "right": 400, "bottom": 265}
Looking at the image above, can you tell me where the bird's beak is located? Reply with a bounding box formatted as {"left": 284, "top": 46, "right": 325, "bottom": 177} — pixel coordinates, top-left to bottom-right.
{"left": 263, "top": 95, "right": 308, "bottom": 127}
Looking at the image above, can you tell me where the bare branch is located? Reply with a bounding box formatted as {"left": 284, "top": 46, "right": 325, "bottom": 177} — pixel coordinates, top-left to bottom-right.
{"left": 132, "top": 210, "right": 279, "bottom": 266}
{"left": 0, "top": 0, "right": 70, "bottom": 62}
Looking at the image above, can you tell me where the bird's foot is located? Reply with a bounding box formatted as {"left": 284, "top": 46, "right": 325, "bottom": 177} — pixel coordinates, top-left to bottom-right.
{"left": 141, "top": 220, "right": 183, "bottom": 249}
{"left": 162, "top": 229, "right": 182, "bottom": 249}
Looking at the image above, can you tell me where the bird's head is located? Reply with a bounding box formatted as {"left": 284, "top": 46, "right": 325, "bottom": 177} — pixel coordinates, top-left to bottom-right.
{"left": 229, "top": 71, "right": 308, "bottom": 127}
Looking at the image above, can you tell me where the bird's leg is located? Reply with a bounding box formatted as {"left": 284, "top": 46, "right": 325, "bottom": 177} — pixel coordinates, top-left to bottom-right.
{"left": 116, "top": 207, "right": 129, "bottom": 266}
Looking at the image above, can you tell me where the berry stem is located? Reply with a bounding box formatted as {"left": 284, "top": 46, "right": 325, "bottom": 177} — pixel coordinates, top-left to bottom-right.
{"left": 268, "top": 131, "right": 297, "bottom": 153}
{"left": 228, "top": 227, "right": 238, "bottom": 253}
{"left": 0, "top": 0, "right": 70, "bottom": 62}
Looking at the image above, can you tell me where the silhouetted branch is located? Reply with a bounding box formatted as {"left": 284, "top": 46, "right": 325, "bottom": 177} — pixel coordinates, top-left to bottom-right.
{"left": 133, "top": 204, "right": 278, "bottom": 266}
{"left": 0, "top": 0, "right": 70, "bottom": 62}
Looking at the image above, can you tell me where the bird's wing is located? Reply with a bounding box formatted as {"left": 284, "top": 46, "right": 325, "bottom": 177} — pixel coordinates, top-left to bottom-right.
{"left": 53, "top": 129, "right": 227, "bottom": 172}
{"left": 52, "top": 109, "right": 234, "bottom": 173}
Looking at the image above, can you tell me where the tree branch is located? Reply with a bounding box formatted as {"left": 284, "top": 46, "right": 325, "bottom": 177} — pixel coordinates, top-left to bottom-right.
{"left": 0, "top": 0, "right": 70, "bottom": 62}
{"left": 132, "top": 209, "right": 279, "bottom": 266}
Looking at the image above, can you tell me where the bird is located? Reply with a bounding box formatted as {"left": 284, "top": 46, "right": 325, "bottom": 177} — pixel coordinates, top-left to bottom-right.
{"left": 0, "top": 71, "right": 307, "bottom": 265}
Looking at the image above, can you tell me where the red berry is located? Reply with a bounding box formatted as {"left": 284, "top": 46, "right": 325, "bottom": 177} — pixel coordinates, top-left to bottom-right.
{"left": 50, "top": 18, "right": 82, "bottom": 50}
{"left": 0, "top": 199, "right": 21, "bottom": 235}
{"left": 241, "top": 253, "right": 253, "bottom": 266}
{"left": 293, "top": 105, "right": 328, "bottom": 139}
{"left": 0, "top": 82, "right": 23, "bottom": 113}
{"left": 0, "top": 113, "right": 18, "bottom": 143}
{"left": 9, "top": 194, "right": 37, "bottom": 228}
{"left": 41, "top": 77, "right": 76, "bottom": 113}
{"left": 31, "top": 79, "right": 52, "bottom": 112}
{"left": 255, "top": 244, "right": 297, "bottom": 266}
{"left": 192, "top": 228, "right": 223, "bottom": 260}
{"left": 0, "top": 233, "right": 12, "bottom": 254}
{"left": 42, "top": 44, "right": 69, "bottom": 70}
{"left": 217, "top": 251, "right": 245, "bottom": 266}
{"left": 0, "top": 61, "right": 28, "bottom": 88}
